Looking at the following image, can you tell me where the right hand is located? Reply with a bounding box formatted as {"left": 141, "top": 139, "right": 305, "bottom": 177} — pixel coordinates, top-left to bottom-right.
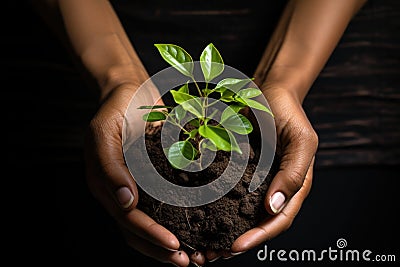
{"left": 195, "top": 83, "right": 317, "bottom": 264}
{"left": 200, "top": 86, "right": 318, "bottom": 263}
{"left": 84, "top": 83, "right": 205, "bottom": 266}
{"left": 230, "top": 86, "right": 318, "bottom": 255}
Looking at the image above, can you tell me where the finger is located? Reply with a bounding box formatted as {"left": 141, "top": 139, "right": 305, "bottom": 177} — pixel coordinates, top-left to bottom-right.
{"left": 205, "top": 250, "right": 222, "bottom": 263}
{"left": 86, "top": 97, "right": 181, "bottom": 251}
{"left": 122, "top": 208, "right": 181, "bottom": 251}
{"left": 265, "top": 127, "right": 317, "bottom": 215}
{"left": 85, "top": 119, "right": 139, "bottom": 211}
{"left": 221, "top": 250, "right": 234, "bottom": 260}
{"left": 231, "top": 161, "right": 314, "bottom": 253}
{"left": 85, "top": 129, "right": 180, "bottom": 251}
{"left": 101, "top": 147, "right": 139, "bottom": 210}
{"left": 90, "top": 175, "right": 181, "bottom": 251}
{"left": 121, "top": 227, "right": 190, "bottom": 267}
{"left": 189, "top": 251, "right": 206, "bottom": 266}
{"left": 106, "top": 163, "right": 139, "bottom": 210}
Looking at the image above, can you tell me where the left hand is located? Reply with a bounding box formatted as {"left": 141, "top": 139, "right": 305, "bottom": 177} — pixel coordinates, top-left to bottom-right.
{"left": 84, "top": 83, "right": 206, "bottom": 267}
{"left": 205, "top": 87, "right": 317, "bottom": 262}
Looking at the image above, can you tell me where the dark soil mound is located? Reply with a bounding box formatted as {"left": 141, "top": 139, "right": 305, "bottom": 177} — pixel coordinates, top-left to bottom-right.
{"left": 136, "top": 125, "right": 274, "bottom": 251}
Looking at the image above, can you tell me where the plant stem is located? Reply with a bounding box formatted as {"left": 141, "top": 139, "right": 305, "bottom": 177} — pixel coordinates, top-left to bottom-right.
{"left": 190, "top": 75, "right": 203, "bottom": 97}
{"left": 168, "top": 116, "right": 189, "bottom": 134}
{"left": 206, "top": 99, "right": 218, "bottom": 108}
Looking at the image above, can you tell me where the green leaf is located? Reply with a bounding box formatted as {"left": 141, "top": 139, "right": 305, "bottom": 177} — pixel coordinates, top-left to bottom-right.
{"left": 238, "top": 97, "right": 273, "bottom": 116}
{"left": 173, "top": 106, "right": 187, "bottom": 121}
{"left": 171, "top": 84, "right": 189, "bottom": 121}
{"left": 199, "top": 124, "right": 230, "bottom": 151}
{"left": 154, "top": 44, "right": 194, "bottom": 77}
{"left": 230, "top": 104, "right": 246, "bottom": 113}
{"left": 220, "top": 105, "right": 244, "bottom": 122}
{"left": 170, "top": 90, "right": 194, "bottom": 104}
{"left": 200, "top": 138, "right": 217, "bottom": 152}
{"left": 236, "top": 88, "right": 262, "bottom": 99}
{"left": 198, "top": 124, "right": 241, "bottom": 153}
{"left": 188, "top": 129, "right": 198, "bottom": 139}
{"left": 221, "top": 114, "right": 253, "bottom": 135}
{"left": 207, "top": 108, "right": 219, "bottom": 120}
{"left": 142, "top": 111, "right": 166, "bottom": 122}
{"left": 214, "top": 78, "right": 252, "bottom": 93}
{"left": 167, "top": 141, "right": 198, "bottom": 169}
{"left": 233, "top": 96, "right": 248, "bottom": 106}
{"left": 200, "top": 43, "right": 224, "bottom": 82}
{"left": 226, "top": 130, "right": 242, "bottom": 154}
{"left": 189, "top": 118, "right": 200, "bottom": 127}
{"left": 202, "top": 88, "right": 214, "bottom": 96}
{"left": 170, "top": 90, "right": 203, "bottom": 118}
{"left": 177, "top": 82, "right": 189, "bottom": 94}
{"left": 220, "top": 89, "right": 235, "bottom": 102}
{"left": 138, "top": 105, "right": 172, "bottom": 109}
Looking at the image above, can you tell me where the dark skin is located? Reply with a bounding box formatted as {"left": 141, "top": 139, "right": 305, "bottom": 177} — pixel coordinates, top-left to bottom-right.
{"left": 33, "top": 0, "right": 367, "bottom": 266}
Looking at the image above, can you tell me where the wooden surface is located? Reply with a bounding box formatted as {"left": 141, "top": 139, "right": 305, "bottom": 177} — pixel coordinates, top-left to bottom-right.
{"left": 304, "top": 0, "right": 400, "bottom": 166}
{"left": 115, "top": 0, "right": 400, "bottom": 167}
{"left": 4, "top": 0, "right": 399, "bottom": 169}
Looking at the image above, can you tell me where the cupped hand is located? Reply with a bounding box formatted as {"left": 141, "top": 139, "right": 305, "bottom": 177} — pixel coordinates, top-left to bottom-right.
{"left": 232, "top": 86, "right": 318, "bottom": 253}
{"left": 205, "top": 86, "right": 318, "bottom": 262}
{"left": 84, "top": 83, "right": 205, "bottom": 267}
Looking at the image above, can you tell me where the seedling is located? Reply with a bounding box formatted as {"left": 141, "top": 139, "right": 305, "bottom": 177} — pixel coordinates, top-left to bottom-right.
{"left": 139, "top": 43, "right": 273, "bottom": 169}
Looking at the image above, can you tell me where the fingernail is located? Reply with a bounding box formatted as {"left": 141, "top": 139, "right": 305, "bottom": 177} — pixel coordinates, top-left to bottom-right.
{"left": 270, "top": 191, "right": 286, "bottom": 214}
{"left": 231, "top": 251, "right": 245, "bottom": 256}
{"left": 116, "top": 187, "right": 134, "bottom": 209}
{"left": 208, "top": 256, "right": 221, "bottom": 262}
{"left": 165, "top": 247, "right": 179, "bottom": 252}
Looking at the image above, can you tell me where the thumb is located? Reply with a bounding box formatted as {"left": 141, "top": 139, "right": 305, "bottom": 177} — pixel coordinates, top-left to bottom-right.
{"left": 265, "top": 132, "right": 317, "bottom": 215}
{"left": 84, "top": 124, "right": 139, "bottom": 214}
{"left": 109, "top": 163, "right": 139, "bottom": 210}
{"left": 95, "top": 141, "right": 139, "bottom": 211}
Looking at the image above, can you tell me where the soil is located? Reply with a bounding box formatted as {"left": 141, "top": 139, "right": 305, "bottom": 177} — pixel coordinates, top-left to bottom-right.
{"left": 135, "top": 123, "right": 276, "bottom": 252}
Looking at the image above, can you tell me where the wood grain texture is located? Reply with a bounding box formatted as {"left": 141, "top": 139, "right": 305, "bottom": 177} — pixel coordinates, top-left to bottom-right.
{"left": 111, "top": 0, "right": 400, "bottom": 167}
{"left": 3, "top": 0, "right": 399, "bottom": 169}
{"left": 303, "top": 0, "right": 400, "bottom": 166}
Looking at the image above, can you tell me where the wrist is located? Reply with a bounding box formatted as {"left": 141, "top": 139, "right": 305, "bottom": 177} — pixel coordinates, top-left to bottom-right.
{"left": 76, "top": 33, "right": 150, "bottom": 102}
{"left": 257, "top": 64, "right": 315, "bottom": 105}
{"left": 99, "top": 64, "right": 149, "bottom": 103}
{"left": 259, "top": 82, "right": 305, "bottom": 107}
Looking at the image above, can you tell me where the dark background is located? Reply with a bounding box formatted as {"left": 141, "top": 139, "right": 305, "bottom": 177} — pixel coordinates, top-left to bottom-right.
{"left": 3, "top": 0, "right": 399, "bottom": 266}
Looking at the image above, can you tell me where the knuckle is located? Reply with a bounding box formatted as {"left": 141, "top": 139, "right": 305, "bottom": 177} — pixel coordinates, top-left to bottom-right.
{"left": 281, "top": 211, "right": 295, "bottom": 231}
{"left": 301, "top": 127, "right": 319, "bottom": 151}
{"left": 287, "top": 169, "right": 304, "bottom": 193}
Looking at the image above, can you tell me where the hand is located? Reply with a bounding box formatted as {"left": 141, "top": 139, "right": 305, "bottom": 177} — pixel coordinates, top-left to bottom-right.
{"left": 228, "top": 87, "right": 318, "bottom": 256}
{"left": 84, "top": 83, "right": 205, "bottom": 267}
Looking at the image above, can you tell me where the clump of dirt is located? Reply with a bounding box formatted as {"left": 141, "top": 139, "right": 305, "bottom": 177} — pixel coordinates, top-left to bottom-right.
{"left": 135, "top": 125, "right": 275, "bottom": 251}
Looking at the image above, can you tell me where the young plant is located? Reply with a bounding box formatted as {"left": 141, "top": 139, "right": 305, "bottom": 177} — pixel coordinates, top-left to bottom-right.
{"left": 139, "top": 43, "right": 273, "bottom": 169}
